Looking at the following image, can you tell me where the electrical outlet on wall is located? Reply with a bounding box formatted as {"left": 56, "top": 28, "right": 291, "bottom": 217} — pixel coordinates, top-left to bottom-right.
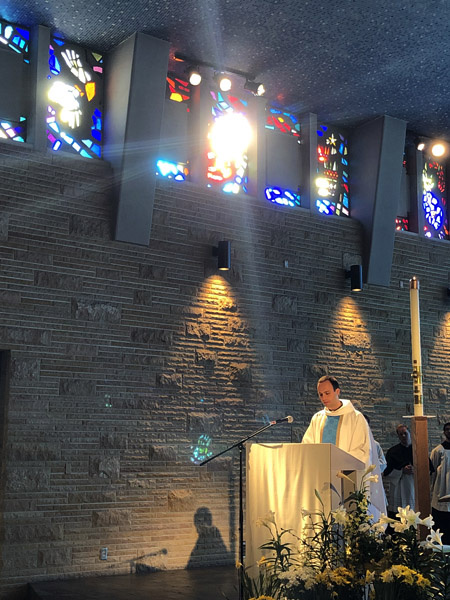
{"left": 100, "top": 547, "right": 108, "bottom": 560}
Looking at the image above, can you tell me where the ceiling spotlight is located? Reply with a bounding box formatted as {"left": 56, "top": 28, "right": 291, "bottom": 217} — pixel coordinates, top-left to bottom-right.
{"left": 431, "top": 141, "right": 448, "bottom": 158}
{"left": 214, "top": 72, "right": 232, "bottom": 92}
{"left": 244, "top": 79, "right": 265, "bottom": 96}
{"left": 414, "top": 137, "right": 426, "bottom": 152}
{"left": 187, "top": 67, "right": 202, "bottom": 86}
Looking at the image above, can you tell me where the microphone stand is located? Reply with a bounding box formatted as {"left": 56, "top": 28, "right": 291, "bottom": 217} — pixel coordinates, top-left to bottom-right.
{"left": 199, "top": 420, "right": 282, "bottom": 600}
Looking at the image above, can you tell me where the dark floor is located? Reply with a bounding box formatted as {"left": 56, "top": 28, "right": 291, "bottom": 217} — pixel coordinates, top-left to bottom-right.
{"left": 28, "top": 566, "right": 237, "bottom": 600}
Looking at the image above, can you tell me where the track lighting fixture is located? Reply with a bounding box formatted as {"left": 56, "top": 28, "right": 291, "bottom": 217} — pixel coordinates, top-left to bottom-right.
{"left": 244, "top": 79, "right": 265, "bottom": 97}
{"left": 414, "top": 137, "right": 426, "bottom": 152}
{"left": 187, "top": 66, "right": 202, "bottom": 86}
{"left": 213, "top": 72, "right": 232, "bottom": 92}
{"left": 174, "top": 52, "right": 263, "bottom": 96}
{"left": 414, "top": 136, "right": 449, "bottom": 158}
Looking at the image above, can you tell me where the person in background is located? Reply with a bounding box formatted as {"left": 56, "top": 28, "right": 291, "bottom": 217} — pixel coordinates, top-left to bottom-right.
{"left": 383, "top": 424, "right": 415, "bottom": 518}
{"left": 364, "top": 414, "right": 387, "bottom": 474}
{"left": 430, "top": 422, "right": 450, "bottom": 544}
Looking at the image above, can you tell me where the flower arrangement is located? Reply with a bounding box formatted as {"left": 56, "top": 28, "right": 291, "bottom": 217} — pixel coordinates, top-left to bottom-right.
{"left": 239, "top": 467, "right": 450, "bottom": 600}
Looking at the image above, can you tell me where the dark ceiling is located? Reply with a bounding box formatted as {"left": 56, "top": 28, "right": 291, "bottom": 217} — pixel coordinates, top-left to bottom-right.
{"left": 4, "top": 0, "right": 450, "bottom": 139}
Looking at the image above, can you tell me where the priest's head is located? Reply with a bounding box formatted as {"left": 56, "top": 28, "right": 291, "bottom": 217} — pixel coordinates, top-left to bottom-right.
{"left": 396, "top": 424, "right": 411, "bottom": 447}
{"left": 443, "top": 422, "right": 450, "bottom": 442}
{"left": 317, "top": 375, "right": 342, "bottom": 411}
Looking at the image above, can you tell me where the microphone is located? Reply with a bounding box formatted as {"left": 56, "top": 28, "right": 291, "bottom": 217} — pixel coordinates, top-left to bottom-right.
{"left": 270, "top": 415, "right": 294, "bottom": 425}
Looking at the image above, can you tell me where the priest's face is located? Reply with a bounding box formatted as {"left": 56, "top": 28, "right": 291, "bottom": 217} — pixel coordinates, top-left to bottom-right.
{"left": 444, "top": 424, "right": 450, "bottom": 442}
{"left": 397, "top": 426, "right": 411, "bottom": 447}
{"left": 317, "top": 380, "right": 341, "bottom": 411}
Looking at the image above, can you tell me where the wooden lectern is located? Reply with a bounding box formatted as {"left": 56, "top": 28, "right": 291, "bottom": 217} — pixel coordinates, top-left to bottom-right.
{"left": 245, "top": 442, "right": 365, "bottom": 569}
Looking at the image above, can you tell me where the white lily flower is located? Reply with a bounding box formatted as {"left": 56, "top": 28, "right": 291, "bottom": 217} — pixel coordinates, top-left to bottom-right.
{"left": 420, "top": 515, "right": 434, "bottom": 529}
{"left": 397, "top": 505, "right": 421, "bottom": 528}
{"left": 393, "top": 520, "right": 409, "bottom": 533}
{"left": 379, "top": 513, "right": 396, "bottom": 525}
{"left": 363, "top": 464, "right": 377, "bottom": 475}
{"left": 332, "top": 506, "right": 347, "bottom": 525}
{"left": 428, "top": 528, "right": 444, "bottom": 546}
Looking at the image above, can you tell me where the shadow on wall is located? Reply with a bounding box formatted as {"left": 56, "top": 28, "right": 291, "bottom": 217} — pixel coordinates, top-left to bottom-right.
{"left": 187, "top": 507, "right": 232, "bottom": 568}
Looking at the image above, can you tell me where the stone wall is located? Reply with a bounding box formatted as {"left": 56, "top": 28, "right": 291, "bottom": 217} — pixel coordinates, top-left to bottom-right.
{"left": 0, "top": 143, "right": 449, "bottom": 598}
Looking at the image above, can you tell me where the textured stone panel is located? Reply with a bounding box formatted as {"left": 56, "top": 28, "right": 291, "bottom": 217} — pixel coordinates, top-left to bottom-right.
{"left": 92, "top": 509, "right": 132, "bottom": 527}
{"left": 229, "top": 363, "right": 252, "bottom": 384}
{"left": 131, "top": 328, "right": 173, "bottom": 344}
{"left": 0, "top": 214, "right": 9, "bottom": 240}
{"left": 149, "top": 445, "right": 177, "bottom": 461}
{"left": 287, "top": 339, "right": 307, "bottom": 352}
{"left": 186, "top": 322, "right": 210, "bottom": 341}
{"left": 69, "top": 214, "right": 110, "bottom": 239}
{"left": 89, "top": 456, "right": 120, "bottom": 479}
{"left": 133, "top": 290, "right": 153, "bottom": 305}
{"left": 340, "top": 332, "right": 371, "bottom": 350}
{"left": 0, "top": 326, "right": 51, "bottom": 345}
{"left": 59, "top": 379, "right": 96, "bottom": 396}
{"left": 6, "top": 468, "right": 50, "bottom": 491}
{"left": 100, "top": 433, "right": 128, "bottom": 449}
{"left": 37, "top": 547, "right": 72, "bottom": 567}
{"left": 138, "top": 264, "right": 167, "bottom": 280}
{"left": 217, "top": 298, "right": 237, "bottom": 312}
{"left": 11, "top": 357, "right": 40, "bottom": 380}
{"left": 6, "top": 443, "right": 60, "bottom": 461}
{"left": 272, "top": 295, "right": 297, "bottom": 314}
{"left": 68, "top": 490, "right": 116, "bottom": 504}
{"left": 127, "top": 478, "right": 156, "bottom": 489}
{"left": 72, "top": 299, "right": 121, "bottom": 323}
{"left": 195, "top": 349, "right": 216, "bottom": 366}
{"left": 156, "top": 372, "right": 182, "bottom": 388}
{"left": 187, "top": 412, "right": 222, "bottom": 434}
{"left": 5, "top": 522, "right": 64, "bottom": 542}
{"left": 34, "top": 271, "right": 82, "bottom": 291}
{"left": 168, "top": 489, "right": 194, "bottom": 512}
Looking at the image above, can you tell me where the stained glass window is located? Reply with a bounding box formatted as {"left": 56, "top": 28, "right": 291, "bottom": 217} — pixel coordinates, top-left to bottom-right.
{"left": 47, "top": 37, "right": 103, "bottom": 159}
{"left": 265, "top": 187, "right": 300, "bottom": 207}
{"left": 396, "top": 155, "right": 410, "bottom": 231}
{"left": 0, "top": 20, "right": 29, "bottom": 61}
{"left": 206, "top": 91, "right": 250, "bottom": 194}
{"left": 156, "top": 159, "right": 189, "bottom": 181}
{"left": 315, "top": 126, "right": 349, "bottom": 216}
{"left": 395, "top": 217, "right": 409, "bottom": 231}
{"left": 166, "top": 73, "right": 190, "bottom": 106}
{"left": 422, "top": 159, "right": 448, "bottom": 239}
{"left": 265, "top": 107, "right": 300, "bottom": 140}
{"left": 0, "top": 117, "right": 26, "bottom": 143}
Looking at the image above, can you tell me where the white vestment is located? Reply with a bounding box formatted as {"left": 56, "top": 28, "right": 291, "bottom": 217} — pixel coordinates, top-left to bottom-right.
{"left": 431, "top": 443, "right": 450, "bottom": 512}
{"left": 302, "top": 398, "right": 386, "bottom": 518}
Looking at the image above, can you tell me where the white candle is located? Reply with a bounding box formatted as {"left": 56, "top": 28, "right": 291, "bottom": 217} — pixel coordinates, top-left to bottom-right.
{"left": 410, "top": 277, "right": 423, "bottom": 416}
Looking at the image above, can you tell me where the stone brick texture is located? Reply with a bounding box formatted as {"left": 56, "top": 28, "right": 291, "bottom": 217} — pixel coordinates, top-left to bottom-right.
{"left": 0, "top": 143, "right": 449, "bottom": 597}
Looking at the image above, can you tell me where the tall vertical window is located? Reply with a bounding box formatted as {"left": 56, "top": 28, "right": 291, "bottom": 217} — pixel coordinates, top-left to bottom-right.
{"left": 396, "top": 154, "right": 410, "bottom": 231}
{"left": 166, "top": 73, "right": 191, "bottom": 106}
{"left": 207, "top": 91, "right": 250, "bottom": 194}
{"left": 47, "top": 38, "right": 103, "bottom": 159}
{"left": 0, "top": 20, "right": 29, "bottom": 143}
{"left": 156, "top": 73, "right": 191, "bottom": 181}
{"left": 422, "top": 159, "right": 448, "bottom": 239}
{"left": 315, "top": 125, "right": 349, "bottom": 216}
{"left": 264, "top": 107, "right": 301, "bottom": 207}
